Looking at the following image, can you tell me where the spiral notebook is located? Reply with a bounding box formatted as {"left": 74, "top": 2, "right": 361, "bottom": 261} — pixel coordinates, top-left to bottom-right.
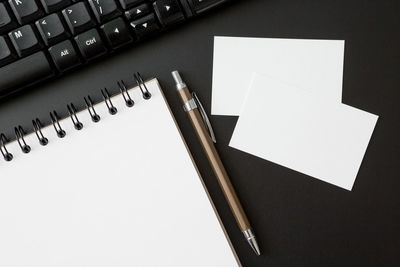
{"left": 0, "top": 78, "right": 239, "bottom": 266}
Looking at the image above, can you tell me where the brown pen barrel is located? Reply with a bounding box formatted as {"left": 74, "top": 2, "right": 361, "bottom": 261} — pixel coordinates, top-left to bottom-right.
{"left": 178, "top": 86, "right": 251, "bottom": 232}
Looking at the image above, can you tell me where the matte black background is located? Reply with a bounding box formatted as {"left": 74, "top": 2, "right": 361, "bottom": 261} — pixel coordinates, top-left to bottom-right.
{"left": 0, "top": 0, "right": 399, "bottom": 266}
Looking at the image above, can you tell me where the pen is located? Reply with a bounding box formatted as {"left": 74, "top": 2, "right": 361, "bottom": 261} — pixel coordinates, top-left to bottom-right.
{"left": 171, "top": 71, "right": 261, "bottom": 256}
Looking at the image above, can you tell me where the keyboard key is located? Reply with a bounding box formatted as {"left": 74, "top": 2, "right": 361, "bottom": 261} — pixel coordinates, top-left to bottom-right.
{"left": 153, "top": 0, "right": 185, "bottom": 27}
{"left": 0, "top": 52, "right": 54, "bottom": 96}
{"left": 36, "top": 14, "right": 69, "bottom": 46}
{"left": 124, "top": 3, "right": 150, "bottom": 21}
{"left": 119, "top": 0, "right": 145, "bottom": 10}
{"left": 0, "top": 36, "right": 16, "bottom": 67}
{"left": 130, "top": 14, "right": 160, "bottom": 40}
{"left": 62, "top": 2, "right": 95, "bottom": 35}
{"left": 40, "top": 0, "right": 71, "bottom": 13}
{"left": 9, "top": 25, "right": 42, "bottom": 57}
{"left": 8, "top": 0, "right": 44, "bottom": 24}
{"left": 88, "top": 0, "right": 121, "bottom": 23}
{"left": 74, "top": 29, "right": 107, "bottom": 60}
{"left": 49, "top": 40, "right": 81, "bottom": 72}
{"left": 101, "top": 17, "right": 133, "bottom": 49}
{"left": 189, "top": 0, "right": 228, "bottom": 14}
{"left": 0, "top": 3, "right": 17, "bottom": 35}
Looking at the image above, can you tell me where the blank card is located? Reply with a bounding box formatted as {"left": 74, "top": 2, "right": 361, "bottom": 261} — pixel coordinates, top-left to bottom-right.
{"left": 212, "top": 36, "right": 345, "bottom": 115}
{"left": 229, "top": 74, "right": 378, "bottom": 190}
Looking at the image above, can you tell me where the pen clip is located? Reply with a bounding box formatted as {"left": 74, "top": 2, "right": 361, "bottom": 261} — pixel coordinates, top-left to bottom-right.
{"left": 192, "top": 92, "right": 217, "bottom": 143}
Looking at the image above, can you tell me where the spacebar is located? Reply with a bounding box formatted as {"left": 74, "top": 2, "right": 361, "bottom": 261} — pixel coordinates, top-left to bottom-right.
{"left": 0, "top": 52, "right": 54, "bottom": 97}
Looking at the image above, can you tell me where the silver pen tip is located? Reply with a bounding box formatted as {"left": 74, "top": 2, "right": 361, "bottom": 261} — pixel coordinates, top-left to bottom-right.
{"left": 248, "top": 236, "right": 261, "bottom": 256}
{"left": 243, "top": 228, "right": 261, "bottom": 256}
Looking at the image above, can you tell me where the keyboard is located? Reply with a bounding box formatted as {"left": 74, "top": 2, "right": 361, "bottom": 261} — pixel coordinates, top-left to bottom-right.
{"left": 0, "top": 0, "right": 231, "bottom": 98}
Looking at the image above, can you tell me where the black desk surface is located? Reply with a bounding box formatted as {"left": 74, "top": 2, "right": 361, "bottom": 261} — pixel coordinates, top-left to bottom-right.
{"left": 0, "top": 0, "right": 399, "bottom": 266}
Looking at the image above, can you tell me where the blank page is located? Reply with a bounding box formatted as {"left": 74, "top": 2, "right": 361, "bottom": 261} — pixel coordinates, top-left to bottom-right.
{"left": 0, "top": 79, "right": 238, "bottom": 267}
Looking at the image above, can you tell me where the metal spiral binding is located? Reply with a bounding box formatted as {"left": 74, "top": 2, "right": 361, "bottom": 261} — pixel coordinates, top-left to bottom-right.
{"left": 118, "top": 80, "right": 135, "bottom": 107}
{"left": 84, "top": 95, "right": 101, "bottom": 122}
{"left": 0, "top": 73, "right": 151, "bottom": 162}
{"left": 101, "top": 88, "right": 118, "bottom": 115}
{"left": 134, "top": 72, "right": 151, "bottom": 100}
{"left": 32, "top": 118, "right": 48, "bottom": 146}
{"left": 67, "top": 103, "right": 83, "bottom": 130}
{"left": 14, "top": 125, "right": 31, "bottom": 153}
{"left": 0, "top": 133, "right": 13, "bottom": 161}
{"left": 50, "top": 110, "right": 66, "bottom": 138}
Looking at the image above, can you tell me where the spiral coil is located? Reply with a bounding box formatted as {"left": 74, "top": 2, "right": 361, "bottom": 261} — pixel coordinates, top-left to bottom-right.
{"left": 84, "top": 95, "right": 101, "bottom": 123}
{"left": 0, "top": 133, "right": 13, "bottom": 161}
{"left": 15, "top": 126, "right": 31, "bottom": 154}
{"left": 32, "top": 118, "right": 48, "bottom": 146}
{"left": 134, "top": 72, "right": 152, "bottom": 100}
{"left": 101, "top": 88, "right": 118, "bottom": 115}
{"left": 67, "top": 103, "right": 83, "bottom": 130}
{"left": 50, "top": 110, "right": 66, "bottom": 138}
{"left": 0, "top": 73, "right": 151, "bottom": 162}
{"left": 118, "top": 80, "right": 135, "bottom": 107}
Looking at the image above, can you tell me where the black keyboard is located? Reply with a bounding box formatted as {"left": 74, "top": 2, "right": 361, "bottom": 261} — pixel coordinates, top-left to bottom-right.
{"left": 0, "top": 0, "right": 231, "bottom": 98}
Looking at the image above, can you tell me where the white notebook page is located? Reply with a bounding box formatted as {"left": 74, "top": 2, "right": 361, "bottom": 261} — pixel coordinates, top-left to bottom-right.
{"left": 0, "top": 79, "right": 238, "bottom": 267}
